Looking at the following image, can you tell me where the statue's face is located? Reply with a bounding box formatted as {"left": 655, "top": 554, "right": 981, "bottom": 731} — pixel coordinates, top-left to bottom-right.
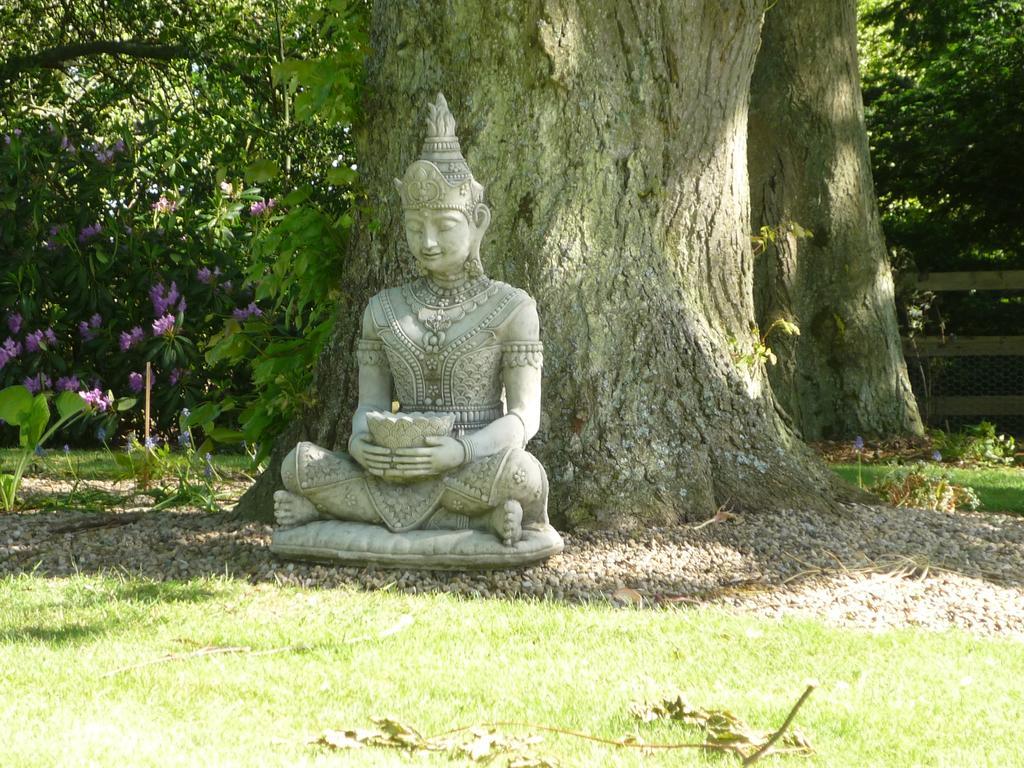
{"left": 403, "top": 208, "right": 475, "bottom": 279}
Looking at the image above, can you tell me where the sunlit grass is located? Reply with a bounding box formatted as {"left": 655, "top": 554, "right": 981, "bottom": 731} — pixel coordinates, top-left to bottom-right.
{"left": 1, "top": 574, "right": 1022, "bottom": 767}
{"left": 0, "top": 448, "right": 253, "bottom": 482}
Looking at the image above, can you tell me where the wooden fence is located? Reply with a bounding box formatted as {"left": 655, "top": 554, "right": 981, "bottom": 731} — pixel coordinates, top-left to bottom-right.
{"left": 902, "top": 270, "right": 1024, "bottom": 420}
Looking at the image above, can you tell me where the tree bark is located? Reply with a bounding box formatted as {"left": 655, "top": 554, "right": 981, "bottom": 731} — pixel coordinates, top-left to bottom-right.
{"left": 748, "top": 0, "right": 922, "bottom": 440}
{"left": 237, "top": 0, "right": 845, "bottom": 526}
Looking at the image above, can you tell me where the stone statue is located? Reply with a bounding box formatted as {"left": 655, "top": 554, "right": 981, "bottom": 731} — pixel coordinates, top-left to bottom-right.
{"left": 270, "top": 93, "right": 563, "bottom": 569}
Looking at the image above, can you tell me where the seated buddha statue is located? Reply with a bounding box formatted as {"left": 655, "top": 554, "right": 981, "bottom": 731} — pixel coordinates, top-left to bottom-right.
{"left": 273, "top": 94, "right": 554, "bottom": 551}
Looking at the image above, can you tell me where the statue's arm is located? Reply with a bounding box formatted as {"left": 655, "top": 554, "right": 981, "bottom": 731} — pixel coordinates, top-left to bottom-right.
{"left": 350, "top": 302, "right": 392, "bottom": 444}
{"left": 458, "top": 298, "right": 543, "bottom": 460}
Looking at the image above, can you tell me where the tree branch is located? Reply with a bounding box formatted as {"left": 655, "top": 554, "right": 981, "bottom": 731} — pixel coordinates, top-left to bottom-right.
{"left": 1, "top": 40, "right": 192, "bottom": 80}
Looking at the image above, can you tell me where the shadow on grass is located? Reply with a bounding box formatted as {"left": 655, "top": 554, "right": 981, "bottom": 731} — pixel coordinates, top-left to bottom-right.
{"left": 110, "top": 580, "right": 221, "bottom": 604}
{"left": 0, "top": 623, "right": 110, "bottom": 646}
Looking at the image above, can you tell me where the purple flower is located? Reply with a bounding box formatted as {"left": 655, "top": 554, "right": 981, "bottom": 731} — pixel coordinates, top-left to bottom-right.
{"left": 113, "top": 139, "right": 125, "bottom": 152}
{"left": 77, "top": 223, "right": 102, "bottom": 242}
{"left": 13, "top": 128, "right": 21, "bottom": 137}
{"left": 250, "top": 197, "right": 276, "bottom": 217}
{"left": 2, "top": 337, "right": 21, "bottom": 358}
{"left": 853, "top": 436, "right": 865, "bottom": 452}
{"left": 178, "top": 431, "right": 192, "bottom": 448}
{"left": 149, "top": 281, "right": 185, "bottom": 317}
{"left": 89, "top": 313, "right": 102, "bottom": 329}
{"left": 144, "top": 436, "right": 159, "bottom": 449}
{"left": 153, "top": 195, "right": 178, "bottom": 214}
{"left": 232, "top": 301, "right": 264, "bottom": 322}
{"left": 152, "top": 314, "right": 176, "bottom": 337}
{"left": 932, "top": 450, "right": 943, "bottom": 462}
{"left": 128, "top": 371, "right": 144, "bottom": 393}
{"left": 204, "top": 452, "right": 214, "bottom": 479}
{"left": 6, "top": 313, "right": 22, "bottom": 335}
{"left": 63, "top": 444, "right": 70, "bottom": 454}
{"left": 96, "top": 426, "right": 107, "bottom": 443}
{"left": 23, "top": 373, "right": 51, "bottom": 394}
{"left": 55, "top": 375, "right": 80, "bottom": 392}
{"left": 25, "top": 329, "right": 44, "bottom": 352}
{"left": 0, "top": 350, "right": 7, "bottom": 370}
{"left": 44, "top": 328, "right": 57, "bottom": 345}
{"left": 44, "top": 225, "right": 62, "bottom": 250}
{"left": 119, "top": 325, "right": 144, "bottom": 351}
{"left": 79, "top": 388, "right": 113, "bottom": 412}
{"left": 2, "top": 135, "right": 9, "bottom": 145}
{"left": 196, "top": 266, "right": 213, "bottom": 284}
{"left": 168, "top": 368, "right": 183, "bottom": 385}
{"left": 79, "top": 321, "right": 96, "bottom": 341}
{"left": 60, "top": 136, "right": 76, "bottom": 153}
{"left": 222, "top": 280, "right": 233, "bottom": 293}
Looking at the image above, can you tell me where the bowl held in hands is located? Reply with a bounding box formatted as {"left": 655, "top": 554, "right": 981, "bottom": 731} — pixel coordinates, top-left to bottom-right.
{"left": 365, "top": 411, "right": 456, "bottom": 449}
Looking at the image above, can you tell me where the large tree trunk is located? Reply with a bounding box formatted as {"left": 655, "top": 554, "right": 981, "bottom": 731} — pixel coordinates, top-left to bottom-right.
{"left": 748, "top": 0, "right": 922, "bottom": 440}
{"left": 237, "top": 0, "right": 845, "bottom": 526}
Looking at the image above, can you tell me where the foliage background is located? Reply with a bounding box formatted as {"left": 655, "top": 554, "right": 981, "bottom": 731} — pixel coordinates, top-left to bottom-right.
{"left": 1, "top": 0, "right": 1021, "bottom": 453}
{"left": 0, "top": 0, "right": 366, "bottom": 459}
{"left": 860, "top": 0, "right": 1024, "bottom": 336}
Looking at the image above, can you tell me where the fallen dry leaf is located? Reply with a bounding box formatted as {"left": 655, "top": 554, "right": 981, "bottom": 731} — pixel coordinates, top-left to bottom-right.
{"left": 612, "top": 587, "right": 644, "bottom": 605}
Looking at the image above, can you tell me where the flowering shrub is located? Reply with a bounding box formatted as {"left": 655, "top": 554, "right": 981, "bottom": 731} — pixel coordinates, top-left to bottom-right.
{"left": 1, "top": 0, "right": 367, "bottom": 460}
{"left": 0, "top": 120, "right": 271, "bottom": 444}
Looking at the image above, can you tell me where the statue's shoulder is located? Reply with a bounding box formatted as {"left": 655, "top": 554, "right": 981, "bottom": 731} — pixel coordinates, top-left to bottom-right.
{"left": 491, "top": 280, "right": 536, "bottom": 311}
{"left": 490, "top": 281, "right": 539, "bottom": 340}
{"left": 364, "top": 285, "right": 404, "bottom": 326}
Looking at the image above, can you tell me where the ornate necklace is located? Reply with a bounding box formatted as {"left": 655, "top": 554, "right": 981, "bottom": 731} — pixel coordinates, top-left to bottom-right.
{"left": 410, "top": 276, "right": 492, "bottom": 309}
{"left": 403, "top": 277, "right": 499, "bottom": 353}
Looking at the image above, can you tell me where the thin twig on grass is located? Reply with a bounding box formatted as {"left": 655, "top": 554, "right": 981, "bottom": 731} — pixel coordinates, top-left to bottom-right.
{"left": 742, "top": 683, "right": 816, "bottom": 765}
{"left": 432, "top": 721, "right": 748, "bottom": 756}
{"left": 102, "top": 644, "right": 309, "bottom": 677}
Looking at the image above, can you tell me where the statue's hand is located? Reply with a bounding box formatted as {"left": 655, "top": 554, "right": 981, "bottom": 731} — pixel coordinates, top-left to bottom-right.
{"left": 349, "top": 432, "right": 395, "bottom": 477}
{"left": 389, "top": 435, "right": 466, "bottom": 480}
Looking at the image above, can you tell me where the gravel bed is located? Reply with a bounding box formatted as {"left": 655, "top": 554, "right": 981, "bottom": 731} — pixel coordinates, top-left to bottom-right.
{"left": 2, "top": 478, "right": 1023, "bottom": 640}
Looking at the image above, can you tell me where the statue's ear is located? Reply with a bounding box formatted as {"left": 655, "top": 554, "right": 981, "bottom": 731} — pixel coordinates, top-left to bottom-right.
{"left": 473, "top": 203, "right": 491, "bottom": 232}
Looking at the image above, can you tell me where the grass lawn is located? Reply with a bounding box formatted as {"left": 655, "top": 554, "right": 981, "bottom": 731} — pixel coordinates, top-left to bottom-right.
{"left": 0, "top": 448, "right": 254, "bottom": 483}
{"left": 1, "top": 575, "right": 1022, "bottom": 767}
{"left": 830, "top": 463, "right": 1024, "bottom": 515}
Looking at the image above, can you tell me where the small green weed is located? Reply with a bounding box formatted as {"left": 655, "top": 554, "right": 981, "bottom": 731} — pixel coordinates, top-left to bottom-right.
{"left": 868, "top": 462, "right": 980, "bottom": 513}
{"left": 930, "top": 421, "right": 1017, "bottom": 466}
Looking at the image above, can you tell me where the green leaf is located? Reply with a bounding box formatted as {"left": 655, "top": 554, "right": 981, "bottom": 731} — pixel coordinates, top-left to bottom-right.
{"left": 115, "top": 397, "right": 138, "bottom": 413}
{"left": 0, "top": 386, "right": 33, "bottom": 427}
{"left": 183, "top": 402, "right": 221, "bottom": 428}
{"left": 55, "top": 390, "right": 87, "bottom": 420}
{"left": 281, "top": 187, "right": 313, "bottom": 206}
{"left": 245, "top": 159, "right": 280, "bottom": 183}
{"left": 326, "top": 165, "right": 357, "bottom": 186}
{"left": 208, "top": 427, "right": 245, "bottom": 444}
{"left": 24, "top": 394, "right": 50, "bottom": 448}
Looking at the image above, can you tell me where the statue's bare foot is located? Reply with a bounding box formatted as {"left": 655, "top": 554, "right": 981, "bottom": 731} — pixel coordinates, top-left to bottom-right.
{"left": 274, "top": 490, "right": 319, "bottom": 527}
{"left": 491, "top": 500, "right": 523, "bottom": 547}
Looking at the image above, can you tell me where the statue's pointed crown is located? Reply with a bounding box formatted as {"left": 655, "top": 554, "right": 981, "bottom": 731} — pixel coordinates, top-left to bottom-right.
{"left": 395, "top": 93, "right": 484, "bottom": 215}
